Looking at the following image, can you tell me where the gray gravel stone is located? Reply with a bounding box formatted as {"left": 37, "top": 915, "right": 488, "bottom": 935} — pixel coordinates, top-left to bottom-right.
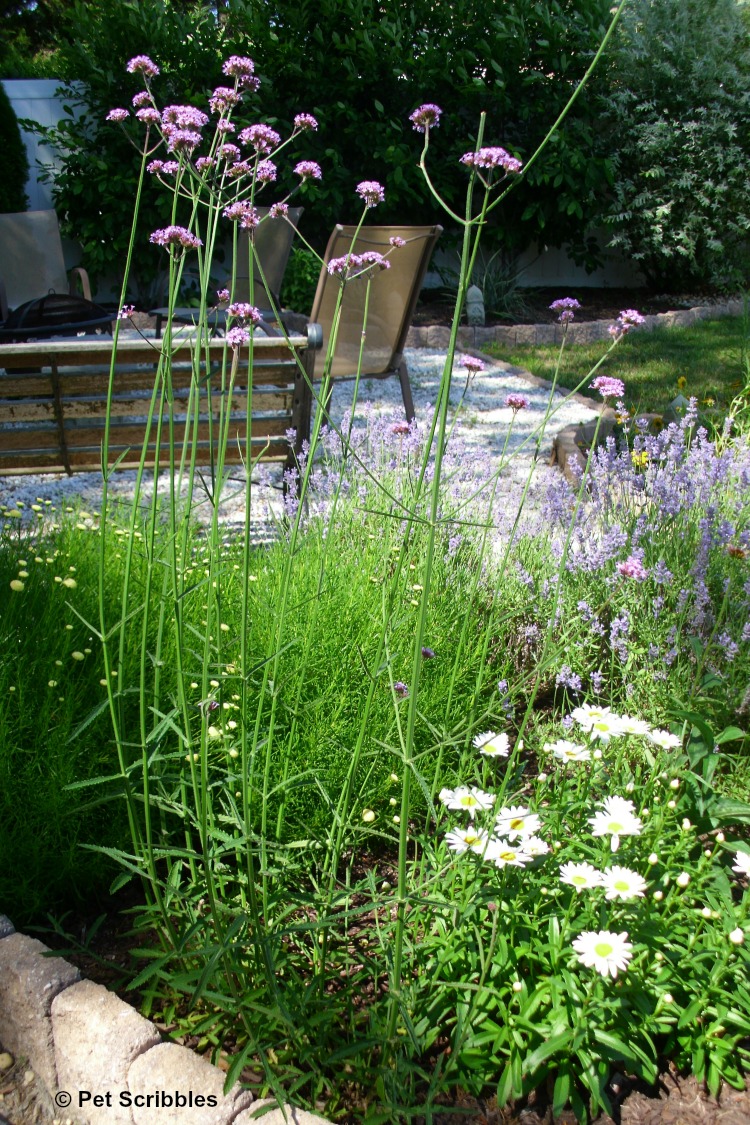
{"left": 0, "top": 916, "right": 15, "bottom": 940}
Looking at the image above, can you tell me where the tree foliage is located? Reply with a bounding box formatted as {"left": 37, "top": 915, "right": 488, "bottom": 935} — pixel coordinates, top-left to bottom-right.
{"left": 27, "top": 0, "right": 616, "bottom": 304}
{"left": 601, "top": 0, "right": 750, "bottom": 289}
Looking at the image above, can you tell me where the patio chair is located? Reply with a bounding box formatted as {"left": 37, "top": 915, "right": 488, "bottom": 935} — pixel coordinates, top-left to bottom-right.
{"left": 152, "top": 205, "right": 303, "bottom": 336}
{"left": 300, "top": 224, "right": 443, "bottom": 421}
{"left": 0, "top": 210, "right": 93, "bottom": 324}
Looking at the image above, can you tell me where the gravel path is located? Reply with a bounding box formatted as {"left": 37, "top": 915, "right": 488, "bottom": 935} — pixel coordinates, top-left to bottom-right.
{"left": 0, "top": 347, "right": 599, "bottom": 530}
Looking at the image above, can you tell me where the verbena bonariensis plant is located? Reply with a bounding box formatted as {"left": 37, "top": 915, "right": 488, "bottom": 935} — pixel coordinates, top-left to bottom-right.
{"left": 88, "top": 10, "right": 750, "bottom": 1121}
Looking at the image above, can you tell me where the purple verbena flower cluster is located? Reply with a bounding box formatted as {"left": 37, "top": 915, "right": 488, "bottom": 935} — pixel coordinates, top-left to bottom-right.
{"left": 550, "top": 297, "right": 581, "bottom": 324}
{"left": 460, "top": 147, "right": 522, "bottom": 174}
{"left": 409, "top": 104, "right": 442, "bottom": 132}
{"left": 356, "top": 181, "right": 385, "bottom": 208}
{"left": 149, "top": 226, "right": 202, "bottom": 250}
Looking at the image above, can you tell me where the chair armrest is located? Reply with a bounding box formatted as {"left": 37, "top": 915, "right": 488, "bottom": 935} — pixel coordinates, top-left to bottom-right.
{"left": 68, "top": 266, "right": 92, "bottom": 302}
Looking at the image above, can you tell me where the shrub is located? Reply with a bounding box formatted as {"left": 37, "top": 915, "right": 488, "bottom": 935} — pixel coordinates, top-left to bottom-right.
{"left": 0, "top": 82, "right": 29, "bottom": 212}
{"left": 27, "top": 0, "right": 617, "bottom": 301}
{"left": 601, "top": 0, "right": 750, "bottom": 289}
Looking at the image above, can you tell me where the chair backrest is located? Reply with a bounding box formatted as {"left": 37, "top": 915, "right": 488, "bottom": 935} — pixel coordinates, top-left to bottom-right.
{"left": 309, "top": 224, "right": 442, "bottom": 378}
{"left": 233, "top": 205, "right": 303, "bottom": 309}
{"left": 0, "top": 211, "right": 69, "bottom": 313}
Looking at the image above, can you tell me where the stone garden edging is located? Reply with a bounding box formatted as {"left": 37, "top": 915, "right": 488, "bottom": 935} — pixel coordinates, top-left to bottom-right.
{"left": 405, "top": 296, "right": 744, "bottom": 351}
{"left": 0, "top": 914, "right": 330, "bottom": 1125}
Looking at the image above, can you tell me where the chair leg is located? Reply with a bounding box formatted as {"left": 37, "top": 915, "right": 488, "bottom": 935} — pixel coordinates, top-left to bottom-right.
{"left": 397, "top": 359, "right": 416, "bottom": 422}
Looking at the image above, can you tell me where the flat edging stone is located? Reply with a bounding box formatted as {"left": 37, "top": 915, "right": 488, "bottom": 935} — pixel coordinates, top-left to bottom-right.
{"left": 0, "top": 915, "right": 330, "bottom": 1125}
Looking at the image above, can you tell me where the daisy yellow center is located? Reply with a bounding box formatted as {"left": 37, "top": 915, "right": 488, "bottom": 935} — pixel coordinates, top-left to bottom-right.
{"left": 510, "top": 818, "right": 524, "bottom": 830}
{"left": 607, "top": 820, "right": 624, "bottom": 832}
{"left": 614, "top": 879, "right": 629, "bottom": 891}
{"left": 465, "top": 832, "right": 480, "bottom": 844}
{"left": 499, "top": 850, "right": 516, "bottom": 861}
{"left": 595, "top": 941, "right": 614, "bottom": 957}
{"left": 572, "top": 874, "right": 587, "bottom": 885}
{"left": 460, "top": 796, "right": 478, "bottom": 807}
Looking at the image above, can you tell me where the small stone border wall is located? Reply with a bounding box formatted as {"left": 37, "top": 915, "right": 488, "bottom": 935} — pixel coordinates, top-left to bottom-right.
{"left": 405, "top": 297, "right": 744, "bottom": 351}
{"left": 0, "top": 914, "right": 330, "bottom": 1125}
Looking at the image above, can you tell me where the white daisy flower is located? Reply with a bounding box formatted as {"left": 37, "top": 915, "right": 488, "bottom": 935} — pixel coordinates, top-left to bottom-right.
{"left": 544, "top": 739, "right": 591, "bottom": 762}
{"left": 588, "top": 795, "right": 643, "bottom": 852}
{"left": 732, "top": 851, "right": 750, "bottom": 877}
{"left": 617, "top": 715, "right": 652, "bottom": 737}
{"left": 648, "top": 728, "right": 682, "bottom": 749}
{"left": 494, "top": 805, "right": 541, "bottom": 840}
{"left": 473, "top": 730, "right": 510, "bottom": 757}
{"left": 522, "top": 835, "right": 550, "bottom": 856}
{"left": 601, "top": 865, "right": 648, "bottom": 900}
{"left": 444, "top": 826, "right": 490, "bottom": 854}
{"left": 572, "top": 929, "right": 633, "bottom": 978}
{"left": 485, "top": 839, "right": 535, "bottom": 868}
{"left": 588, "top": 715, "right": 626, "bottom": 743}
{"left": 570, "top": 703, "right": 620, "bottom": 732}
{"left": 560, "top": 861, "right": 602, "bottom": 892}
{"left": 439, "top": 786, "right": 496, "bottom": 819}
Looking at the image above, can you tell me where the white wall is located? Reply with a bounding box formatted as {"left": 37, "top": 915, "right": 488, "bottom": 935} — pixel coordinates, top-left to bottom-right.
{"left": 3, "top": 79, "right": 70, "bottom": 212}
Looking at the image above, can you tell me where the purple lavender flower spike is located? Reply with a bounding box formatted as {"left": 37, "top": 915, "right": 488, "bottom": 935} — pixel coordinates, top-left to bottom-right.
{"left": 409, "top": 104, "right": 442, "bottom": 132}
{"left": 356, "top": 181, "right": 385, "bottom": 208}
{"left": 127, "top": 56, "right": 160, "bottom": 78}
{"left": 421, "top": 647, "right": 436, "bottom": 659}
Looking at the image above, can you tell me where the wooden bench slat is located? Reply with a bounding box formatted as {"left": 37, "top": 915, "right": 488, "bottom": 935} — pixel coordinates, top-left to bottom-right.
{"left": 2, "top": 391, "right": 292, "bottom": 423}
{"left": 0, "top": 329, "right": 319, "bottom": 478}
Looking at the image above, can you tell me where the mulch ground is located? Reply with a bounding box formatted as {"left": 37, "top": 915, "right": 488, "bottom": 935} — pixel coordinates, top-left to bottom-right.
{"left": 411, "top": 287, "right": 726, "bottom": 329}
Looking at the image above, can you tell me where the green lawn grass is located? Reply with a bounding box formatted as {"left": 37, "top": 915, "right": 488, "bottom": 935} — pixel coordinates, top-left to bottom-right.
{"left": 488, "top": 314, "right": 750, "bottom": 416}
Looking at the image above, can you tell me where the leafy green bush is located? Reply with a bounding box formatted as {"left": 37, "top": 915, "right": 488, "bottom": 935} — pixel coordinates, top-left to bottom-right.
{"left": 0, "top": 82, "right": 29, "bottom": 212}
{"left": 27, "top": 0, "right": 617, "bottom": 301}
{"left": 601, "top": 0, "right": 750, "bottom": 289}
